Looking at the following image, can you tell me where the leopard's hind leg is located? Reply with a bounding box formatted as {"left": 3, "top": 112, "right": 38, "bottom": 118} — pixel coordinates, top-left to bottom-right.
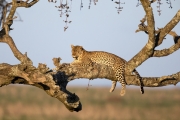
{"left": 119, "top": 77, "right": 126, "bottom": 96}
{"left": 115, "top": 65, "right": 126, "bottom": 96}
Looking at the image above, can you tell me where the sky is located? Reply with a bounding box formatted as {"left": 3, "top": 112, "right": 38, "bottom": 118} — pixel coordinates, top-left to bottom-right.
{"left": 0, "top": 0, "right": 180, "bottom": 89}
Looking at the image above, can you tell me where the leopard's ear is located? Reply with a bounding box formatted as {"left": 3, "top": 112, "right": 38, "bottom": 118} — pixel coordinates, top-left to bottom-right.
{"left": 80, "top": 46, "right": 84, "bottom": 50}
{"left": 71, "top": 44, "right": 74, "bottom": 48}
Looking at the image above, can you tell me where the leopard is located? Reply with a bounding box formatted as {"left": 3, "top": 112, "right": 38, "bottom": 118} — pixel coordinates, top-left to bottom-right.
{"left": 70, "top": 45, "right": 144, "bottom": 96}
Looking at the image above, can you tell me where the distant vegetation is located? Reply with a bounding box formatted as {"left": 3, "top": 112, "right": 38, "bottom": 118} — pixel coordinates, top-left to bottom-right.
{"left": 0, "top": 86, "right": 179, "bottom": 120}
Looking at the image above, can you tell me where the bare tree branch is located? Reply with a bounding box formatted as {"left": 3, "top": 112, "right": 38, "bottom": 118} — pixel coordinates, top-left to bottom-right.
{"left": 0, "top": 35, "right": 32, "bottom": 64}
{"left": 153, "top": 41, "right": 180, "bottom": 57}
{"left": 126, "top": 3, "right": 180, "bottom": 75}
{"left": 125, "top": 0, "right": 155, "bottom": 75}
{"left": 1, "top": 0, "right": 39, "bottom": 35}
{"left": 129, "top": 72, "right": 180, "bottom": 87}
{"left": 135, "top": 15, "right": 161, "bottom": 35}
{"left": 152, "top": 31, "right": 180, "bottom": 57}
{"left": 157, "top": 10, "right": 180, "bottom": 46}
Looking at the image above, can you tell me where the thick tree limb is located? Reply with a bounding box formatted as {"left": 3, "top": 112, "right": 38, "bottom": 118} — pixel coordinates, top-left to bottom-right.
{"left": 56, "top": 62, "right": 180, "bottom": 87}
{"left": 125, "top": 0, "right": 155, "bottom": 75}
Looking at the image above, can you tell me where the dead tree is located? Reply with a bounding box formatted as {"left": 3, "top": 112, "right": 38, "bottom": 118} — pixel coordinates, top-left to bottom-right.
{"left": 0, "top": 0, "right": 180, "bottom": 112}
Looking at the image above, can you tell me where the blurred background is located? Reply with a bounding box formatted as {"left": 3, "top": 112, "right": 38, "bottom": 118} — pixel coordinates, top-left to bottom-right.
{"left": 0, "top": 0, "right": 180, "bottom": 120}
{"left": 0, "top": 86, "right": 179, "bottom": 120}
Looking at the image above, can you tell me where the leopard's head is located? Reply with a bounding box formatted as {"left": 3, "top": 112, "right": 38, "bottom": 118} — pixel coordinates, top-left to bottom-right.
{"left": 71, "top": 45, "right": 85, "bottom": 60}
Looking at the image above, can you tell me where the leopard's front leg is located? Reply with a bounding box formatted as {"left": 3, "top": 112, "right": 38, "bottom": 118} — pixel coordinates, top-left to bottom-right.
{"left": 109, "top": 81, "right": 117, "bottom": 93}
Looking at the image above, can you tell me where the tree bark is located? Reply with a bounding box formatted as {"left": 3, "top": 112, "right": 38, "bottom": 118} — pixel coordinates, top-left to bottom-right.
{"left": 0, "top": 0, "right": 180, "bottom": 112}
{"left": 125, "top": 0, "right": 156, "bottom": 75}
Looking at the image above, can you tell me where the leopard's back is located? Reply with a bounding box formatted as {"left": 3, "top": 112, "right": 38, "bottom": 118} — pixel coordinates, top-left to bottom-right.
{"left": 87, "top": 51, "right": 127, "bottom": 69}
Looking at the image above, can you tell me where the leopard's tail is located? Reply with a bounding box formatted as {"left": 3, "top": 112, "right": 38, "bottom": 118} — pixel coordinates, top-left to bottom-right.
{"left": 133, "top": 69, "right": 144, "bottom": 94}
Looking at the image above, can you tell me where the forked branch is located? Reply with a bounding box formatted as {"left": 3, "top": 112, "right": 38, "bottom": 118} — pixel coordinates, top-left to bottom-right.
{"left": 126, "top": 2, "right": 180, "bottom": 75}
{"left": 157, "top": 10, "right": 180, "bottom": 46}
{"left": 125, "top": 0, "right": 155, "bottom": 75}
{"left": 153, "top": 31, "right": 180, "bottom": 57}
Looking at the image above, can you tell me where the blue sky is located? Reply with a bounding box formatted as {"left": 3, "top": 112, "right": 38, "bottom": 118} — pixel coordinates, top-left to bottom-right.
{"left": 0, "top": 0, "right": 180, "bottom": 88}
